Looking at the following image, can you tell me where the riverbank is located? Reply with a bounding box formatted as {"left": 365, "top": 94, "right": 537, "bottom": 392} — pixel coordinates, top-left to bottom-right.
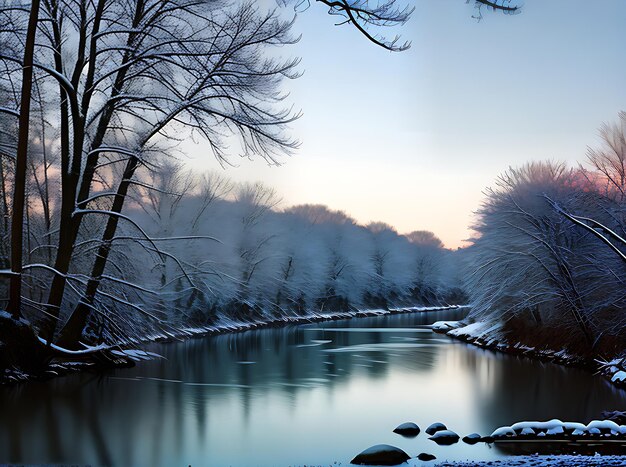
{"left": 1, "top": 304, "right": 466, "bottom": 385}
{"left": 432, "top": 320, "right": 626, "bottom": 390}
{"left": 434, "top": 454, "right": 626, "bottom": 466}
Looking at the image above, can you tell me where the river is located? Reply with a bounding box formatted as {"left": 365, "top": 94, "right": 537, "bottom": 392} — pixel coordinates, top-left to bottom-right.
{"left": 1, "top": 309, "right": 624, "bottom": 466}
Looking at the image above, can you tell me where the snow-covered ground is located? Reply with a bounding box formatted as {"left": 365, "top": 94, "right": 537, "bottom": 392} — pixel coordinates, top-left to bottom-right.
{"left": 433, "top": 454, "right": 626, "bottom": 466}
{"left": 144, "top": 305, "right": 465, "bottom": 343}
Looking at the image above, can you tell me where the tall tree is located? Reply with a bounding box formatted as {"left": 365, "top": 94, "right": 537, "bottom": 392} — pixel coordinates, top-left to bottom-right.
{"left": 8, "top": 0, "right": 41, "bottom": 318}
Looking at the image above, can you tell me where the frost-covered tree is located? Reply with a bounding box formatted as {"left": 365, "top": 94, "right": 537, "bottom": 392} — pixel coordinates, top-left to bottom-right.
{"left": 466, "top": 158, "right": 626, "bottom": 352}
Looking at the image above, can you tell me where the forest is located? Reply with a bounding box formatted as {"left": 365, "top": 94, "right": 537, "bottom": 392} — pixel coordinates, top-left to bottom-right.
{"left": 0, "top": 0, "right": 494, "bottom": 377}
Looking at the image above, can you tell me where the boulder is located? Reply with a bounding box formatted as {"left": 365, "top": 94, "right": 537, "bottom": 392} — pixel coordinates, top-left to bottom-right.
{"left": 393, "top": 422, "right": 420, "bottom": 437}
{"left": 425, "top": 422, "right": 447, "bottom": 435}
{"left": 462, "top": 433, "right": 481, "bottom": 444}
{"left": 428, "top": 429, "right": 460, "bottom": 445}
{"left": 480, "top": 436, "right": 494, "bottom": 443}
{"left": 351, "top": 444, "right": 410, "bottom": 466}
{"left": 417, "top": 452, "right": 436, "bottom": 461}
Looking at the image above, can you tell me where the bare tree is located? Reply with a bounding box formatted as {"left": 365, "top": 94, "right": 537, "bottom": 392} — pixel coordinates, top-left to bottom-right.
{"left": 586, "top": 112, "right": 626, "bottom": 201}
{"left": 287, "top": 0, "right": 520, "bottom": 51}
{"left": 7, "top": 0, "right": 41, "bottom": 318}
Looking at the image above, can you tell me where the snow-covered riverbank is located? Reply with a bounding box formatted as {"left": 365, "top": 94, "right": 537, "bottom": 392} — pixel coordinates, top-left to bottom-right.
{"left": 434, "top": 454, "right": 626, "bottom": 466}
{"left": 156, "top": 304, "right": 468, "bottom": 342}
{"left": 432, "top": 320, "right": 626, "bottom": 390}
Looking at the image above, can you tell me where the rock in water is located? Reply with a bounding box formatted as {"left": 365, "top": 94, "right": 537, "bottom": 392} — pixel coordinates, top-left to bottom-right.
{"left": 417, "top": 452, "right": 436, "bottom": 461}
{"left": 393, "top": 422, "right": 420, "bottom": 437}
{"left": 462, "top": 433, "right": 481, "bottom": 444}
{"left": 351, "top": 444, "right": 410, "bottom": 465}
{"left": 491, "top": 426, "right": 517, "bottom": 439}
{"left": 425, "top": 422, "right": 447, "bottom": 435}
{"left": 428, "top": 429, "right": 460, "bottom": 445}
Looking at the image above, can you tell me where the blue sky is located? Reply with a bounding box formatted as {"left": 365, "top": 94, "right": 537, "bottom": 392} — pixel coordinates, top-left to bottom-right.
{"left": 186, "top": 0, "right": 626, "bottom": 248}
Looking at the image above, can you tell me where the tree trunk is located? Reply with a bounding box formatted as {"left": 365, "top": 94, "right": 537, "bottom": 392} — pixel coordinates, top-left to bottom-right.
{"left": 57, "top": 157, "right": 139, "bottom": 348}
{"left": 8, "top": 0, "right": 41, "bottom": 319}
{"left": 43, "top": 0, "right": 143, "bottom": 339}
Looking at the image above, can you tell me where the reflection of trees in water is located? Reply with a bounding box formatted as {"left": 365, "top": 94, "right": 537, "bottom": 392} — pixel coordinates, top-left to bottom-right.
{"left": 0, "top": 311, "right": 463, "bottom": 465}
{"left": 452, "top": 344, "right": 626, "bottom": 434}
{"left": 0, "top": 374, "right": 113, "bottom": 464}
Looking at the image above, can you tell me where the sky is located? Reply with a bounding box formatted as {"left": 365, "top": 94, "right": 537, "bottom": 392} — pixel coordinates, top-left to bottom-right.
{"left": 184, "top": 0, "right": 626, "bottom": 249}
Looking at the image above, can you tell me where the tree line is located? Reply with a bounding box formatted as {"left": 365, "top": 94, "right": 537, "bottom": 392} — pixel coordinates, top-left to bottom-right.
{"left": 0, "top": 156, "right": 460, "bottom": 344}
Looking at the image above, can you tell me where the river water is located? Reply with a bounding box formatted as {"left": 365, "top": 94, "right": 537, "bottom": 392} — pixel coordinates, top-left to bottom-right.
{"left": 1, "top": 309, "right": 625, "bottom": 466}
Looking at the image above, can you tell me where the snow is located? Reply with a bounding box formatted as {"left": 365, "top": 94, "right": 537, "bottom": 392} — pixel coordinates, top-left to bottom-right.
{"left": 489, "top": 419, "right": 626, "bottom": 439}
{"left": 433, "top": 454, "right": 626, "bottom": 466}
{"left": 586, "top": 420, "right": 620, "bottom": 432}
{"left": 110, "top": 349, "right": 163, "bottom": 361}
{"left": 448, "top": 321, "right": 504, "bottom": 339}
{"left": 389, "top": 305, "right": 467, "bottom": 313}
{"left": 491, "top": 426, "right": 516, "bottom": 438}
{"left": 0, "top": 106, "right": 20, "bottom": 118}
{"left": 546, "top": 425, "right": 564, "bottom": 435}
{"left": 431, "top": 321, "right": 461, "bottom": 331}
{"left": 36, "top": 337, "right": 108, "bottom": 355}
{"left": 611, "top": 370, "right": 626, "bottom": 383}
{"left": 562, "top": 422, "right": 587, "bottom": 432}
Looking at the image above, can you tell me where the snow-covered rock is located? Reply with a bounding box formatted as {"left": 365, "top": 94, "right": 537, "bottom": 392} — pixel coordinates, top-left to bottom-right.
{"left": 431, "top": 321, "right": 462, "bottom": 332}
{"left": 491, "top": 426, "right": 517, "bottom": 438}
{"left": 546, "top": 425, "right": 564, "bottom": 436}
{"left": 562, "top": 422, "right": 586, "bottom": 433}
{"left": 448, "top": 321, "right": 503, "bottom": 340}
{"left": 487, "top": 419, "right": 626, "bottom": 441}
{"left": 586, "top": 420, "right": 621, "bottom": 433}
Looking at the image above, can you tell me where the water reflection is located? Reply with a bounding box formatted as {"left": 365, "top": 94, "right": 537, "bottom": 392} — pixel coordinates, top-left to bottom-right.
{"left": 0, "top": 310, "right": 624, "bottom": 466}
